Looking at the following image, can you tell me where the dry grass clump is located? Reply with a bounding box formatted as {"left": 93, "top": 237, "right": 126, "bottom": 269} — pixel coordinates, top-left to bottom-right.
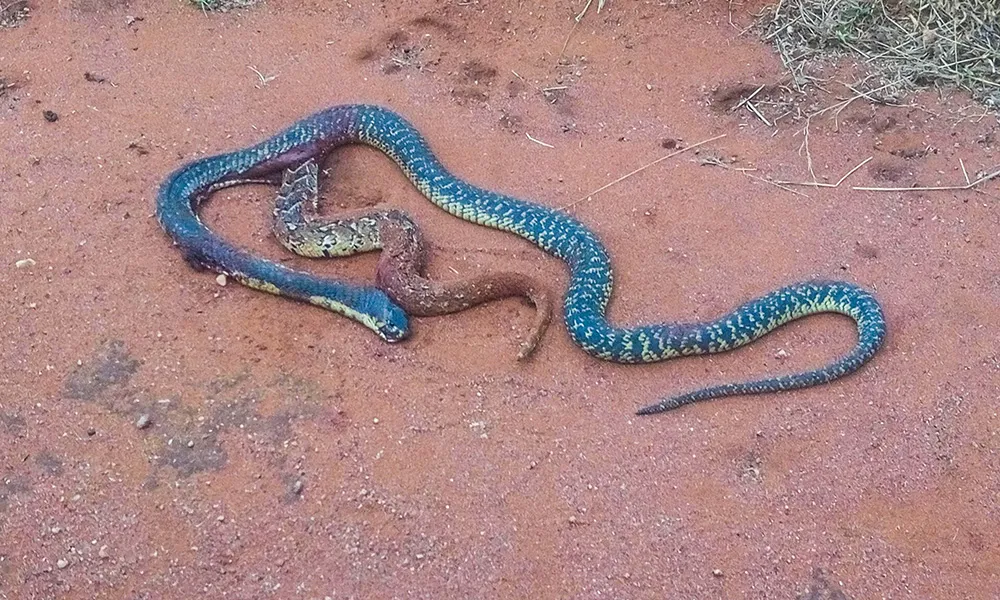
{"left": 189, "top": 0, "right": 260, "bottom": 13}
{"left": 0, "top": 0, "right": 29, "bottom": 28}
{"left": 760, "top": 0, "right": 1000, "bottom": 108}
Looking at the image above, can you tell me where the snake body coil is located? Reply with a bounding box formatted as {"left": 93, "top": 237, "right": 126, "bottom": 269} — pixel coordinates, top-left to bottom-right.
{"left": 157, "top": 104, "right": 886, "bottom": 414}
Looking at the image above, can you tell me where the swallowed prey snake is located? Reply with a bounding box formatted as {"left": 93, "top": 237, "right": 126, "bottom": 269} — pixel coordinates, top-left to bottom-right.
{"left": 156, "top": 104, "right": 887, "bottom": 415}
{"left": 272, "top": 160, "right": 552, "bottom": 359}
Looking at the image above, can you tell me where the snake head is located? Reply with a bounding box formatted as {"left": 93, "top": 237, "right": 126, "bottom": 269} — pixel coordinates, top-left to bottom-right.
{"left": 377, "top": 305, "right": 410, "bottom": 343}
{"left": 362, "top": 292, "right": 410, "bottom": 343}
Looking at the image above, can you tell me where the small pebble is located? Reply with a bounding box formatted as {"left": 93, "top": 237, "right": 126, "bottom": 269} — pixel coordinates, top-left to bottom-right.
{"left": 43, "top": 110, "right": 59, "bottom": 122}
{"left": 135, "top": 414, "right": 151, "bottom": 429}
{"left": 186, "top": 440, "right": 194, "bottom": 448}
{"left": 215, "top": 274, "right": 227, "bottom": 286}
{"left": 712, "top": 569, "right": 724, "bottom": 577}
{"left": 14, "top": 258, "right": 35, "bottom": 268}
{"left": 292, "top": 480, "right": 304, "bottom": 495}
{"left": 87, "top": 427, "right": 96, "bottom": 437}
{"left": 774, "top": 349, "right": 789, "bottom": 360}
{"left": 56, "top": 558, "right": 68, "bottom": 569}
{"left": 98, "top": 545, "right": 109, "bottom": 559}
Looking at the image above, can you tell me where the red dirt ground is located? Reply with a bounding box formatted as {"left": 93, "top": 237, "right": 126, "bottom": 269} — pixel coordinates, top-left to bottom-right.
{"left": 2, "top": 1, "right": 998, "bottom": 598}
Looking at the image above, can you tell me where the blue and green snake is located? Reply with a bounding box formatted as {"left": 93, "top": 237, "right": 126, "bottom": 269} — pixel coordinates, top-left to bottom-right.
{"left": 156, "top": 104, "right": 886, "bottom": 415}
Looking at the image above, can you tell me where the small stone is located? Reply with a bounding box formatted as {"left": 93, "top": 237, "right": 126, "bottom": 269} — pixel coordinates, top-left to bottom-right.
{"left": 43, "top": 110, "right": 59, "bottom": 122}
{"left": 216, "top": 515, "right": 225, "bottom": 522}
{"left": 712, "top": 568, "right": 724, "bottom": 577}
{"left": 292, "top": 480, "right": 304, "bottom": 495}
{"left": 215, "top": 274, "right": 227, "bottom": 286}
{"left": 135, "top": 414, "right": 151, "bottom": 429}
{"left": 87, "top": 427, "right": 96, "bottom": 436}
{"left": 186, "top": 440, "right": 194, "bottom": 448}
{"left": 56, "top": 558, "right": 68, "bottom": 569}
{"left": 774, "top": 349, "right": 789, "bottom": 360}
{"left": 372, "top": 418, "right": 379, "bottom": 424}
{"left": 98, "top": 545, "right": 109, "bottom": 559}
{"left": 14, "top": 258, "right": 35, "bottom": 268}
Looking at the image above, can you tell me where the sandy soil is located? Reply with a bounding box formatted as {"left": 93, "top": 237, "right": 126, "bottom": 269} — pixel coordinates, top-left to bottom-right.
{"left": 2, "top": 1, "right": 998, "bottom": 598}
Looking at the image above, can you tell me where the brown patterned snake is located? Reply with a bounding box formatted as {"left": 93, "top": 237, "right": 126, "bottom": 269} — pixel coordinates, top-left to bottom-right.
{"left": 271, "top": 160, "right": 553, "bottom": 359}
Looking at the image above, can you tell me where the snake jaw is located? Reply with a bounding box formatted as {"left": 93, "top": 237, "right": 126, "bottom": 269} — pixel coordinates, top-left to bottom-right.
{"left": 382, "top": 330, "right": 409, "bottom": 343}
{"left": 372, "top": 301, "right": 411, "bottom": 343}
{"left": 378, "top": 322, "right": 410, "bottom": 343}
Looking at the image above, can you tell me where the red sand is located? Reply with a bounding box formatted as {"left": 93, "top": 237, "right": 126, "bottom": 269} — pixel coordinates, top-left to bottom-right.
{"left": 1, "top": 1, "right": 998, "bottom": 598}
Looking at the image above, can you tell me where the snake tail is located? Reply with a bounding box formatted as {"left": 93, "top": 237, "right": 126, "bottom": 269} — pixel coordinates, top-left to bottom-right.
{"left": 634, "top": 281, "right": 886, "bottom": 414}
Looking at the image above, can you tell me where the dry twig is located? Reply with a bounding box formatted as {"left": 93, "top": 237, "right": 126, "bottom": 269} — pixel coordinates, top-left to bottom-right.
{"left": 563, "top": 134, "right": 728, "bottom": 209}
{"left": 854, "top": 167, "right": 1000, "bottom": 192}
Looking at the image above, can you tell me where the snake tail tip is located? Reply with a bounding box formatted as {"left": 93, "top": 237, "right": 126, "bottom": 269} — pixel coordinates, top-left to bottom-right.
{"left": 635, "top": 404, "right": 666, "bottom": 416}
{"left": 636, "top": 396, "right": 690, "bottom": 416}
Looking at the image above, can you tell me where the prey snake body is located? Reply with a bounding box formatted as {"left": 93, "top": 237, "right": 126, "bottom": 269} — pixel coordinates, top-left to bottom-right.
{"left": 157, "top": 104, "right": 887, "bottom": 414}
{"left": 272, "top": 160, "right": 552, "bottom": 359}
